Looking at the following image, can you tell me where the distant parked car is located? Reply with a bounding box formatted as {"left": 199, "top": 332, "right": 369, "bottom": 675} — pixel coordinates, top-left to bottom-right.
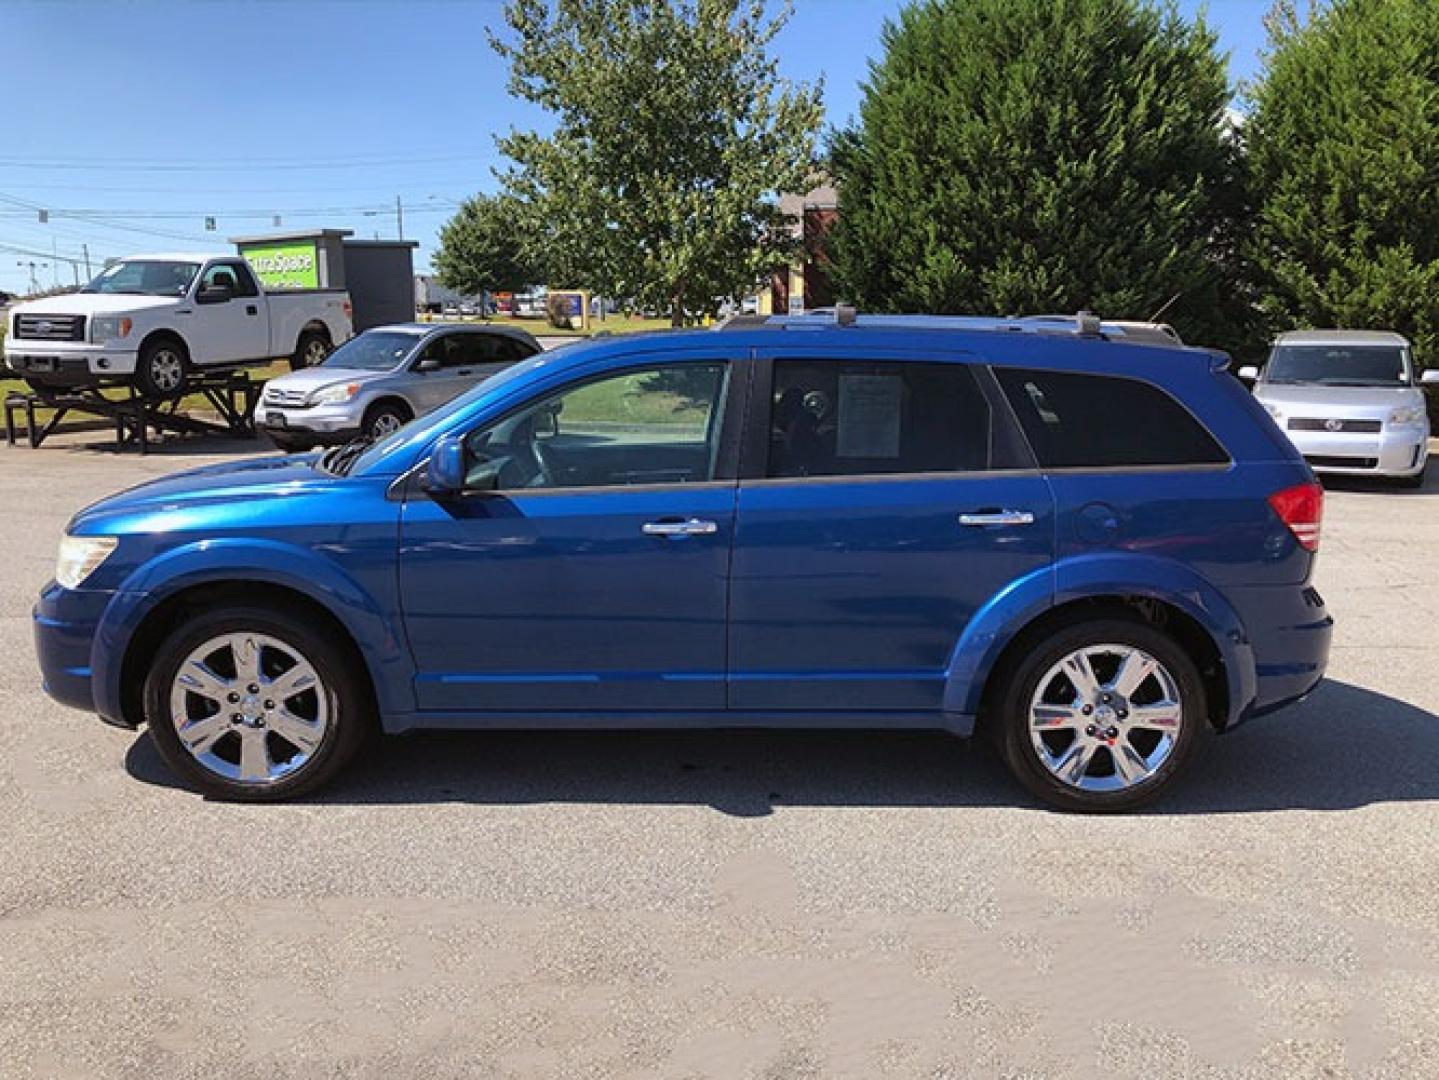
{"left": 259, "top": 322, "right": 541, "bottom": 451}
{"left": 4, "top": 254, "right": 351, "bottom": 398}
{"left": 1240, "top": 329, "right": 1435, "bottom": 487}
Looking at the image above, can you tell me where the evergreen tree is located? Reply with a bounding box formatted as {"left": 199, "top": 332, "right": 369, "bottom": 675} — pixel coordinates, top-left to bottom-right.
{"left": 1245, "top": 0, "right": 1439, "bottom": 364}
{"left": 828, "top": 0, "right": 1245, "bottom": 350}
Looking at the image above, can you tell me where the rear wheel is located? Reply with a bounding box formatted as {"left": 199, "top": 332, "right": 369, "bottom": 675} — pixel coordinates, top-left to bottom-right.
{"left": 135, "top": 338, "right": 189, "bottom": 399}
{"left": 143, "top": 605, "right": 372, "bottom": 801}
{"left": 362, "top": 400, "right": 411, "bottom": 440}
{"left": 291, "top": 330, "right": 331, "bottom": 371}
{"left": 994, "top": 617, "right": 1209, "bottom": 812}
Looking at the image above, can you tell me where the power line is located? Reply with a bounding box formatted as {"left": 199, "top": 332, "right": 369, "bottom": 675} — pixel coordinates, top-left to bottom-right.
{"left": 0, "top": 153, "right": 494, "bottom": 172}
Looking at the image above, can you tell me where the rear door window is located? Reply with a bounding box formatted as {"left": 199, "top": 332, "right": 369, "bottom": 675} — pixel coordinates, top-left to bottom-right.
{"left": 995, "top": 368, "right": 1228, "bottom": 468}
{"left": 767, "top": 359, "right": 993, "bottom": 478}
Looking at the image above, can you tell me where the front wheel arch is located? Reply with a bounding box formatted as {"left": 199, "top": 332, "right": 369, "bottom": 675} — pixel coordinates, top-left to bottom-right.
{"left": 118, "top": 580, "right": 378, "bottom": 733}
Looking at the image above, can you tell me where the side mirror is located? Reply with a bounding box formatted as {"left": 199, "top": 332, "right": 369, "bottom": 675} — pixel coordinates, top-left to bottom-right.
{"left": 422, "top": 435, "right": 467, "bottom": 494}
{"left": 197, "top": 283, "right": 234, "bottom": 304}
{"left": 1237, "top": 365, "right": 1260, "bottom": 382}
{"left": 416, "top": 358, "right": 441, "bottom": 373}
{"left": 1421, "top": 369, "right": 1439, "bottom": 386}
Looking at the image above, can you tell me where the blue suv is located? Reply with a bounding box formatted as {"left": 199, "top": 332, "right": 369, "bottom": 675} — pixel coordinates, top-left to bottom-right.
{"left": 34, "top": 313, "right": 1332, "bottom": 810}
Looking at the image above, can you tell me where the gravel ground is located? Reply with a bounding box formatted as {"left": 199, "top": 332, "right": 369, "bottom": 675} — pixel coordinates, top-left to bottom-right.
{"left": 1, "top": 432, "right": 1437, "bottom": 1079}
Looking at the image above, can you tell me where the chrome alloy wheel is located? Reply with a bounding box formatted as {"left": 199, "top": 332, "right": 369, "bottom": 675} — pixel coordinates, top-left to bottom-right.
{"left": 1028, "top": 644, "right": 1183, "bottom": 793}
{"left": 148, "top": 349, "right": 184, "bottom": 392}
{"left": 169, "top": 633, "right": 329, "bottom": 785}
{"left": 302, "top": 337, "right": 330, "bottom": 366}
{"left": 370, "top": 412, "right": 405, "bottom": 437}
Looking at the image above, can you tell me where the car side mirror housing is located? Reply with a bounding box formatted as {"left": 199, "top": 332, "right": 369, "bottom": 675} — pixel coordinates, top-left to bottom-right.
{"left": 197, "top": 283, "right": 234, "bottom": 304}
{"left": 1421, "top": 369, "right": 1439, "bottom": 386}
{"left": 422, "top": 435, "right": 467, "bottom": 494}
{"left": 1237, "top": 365, "right": 1260, "bottom": 382}
{"left": 416, "top": 358, "right": 441, "bottom": 373}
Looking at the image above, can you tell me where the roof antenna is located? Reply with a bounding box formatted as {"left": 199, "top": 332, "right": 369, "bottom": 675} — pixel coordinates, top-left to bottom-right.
{"left": 1148, "top": 293, "right": 1181, "bottom": 323}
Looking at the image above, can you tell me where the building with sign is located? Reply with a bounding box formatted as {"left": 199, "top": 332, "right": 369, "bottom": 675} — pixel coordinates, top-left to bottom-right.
{"left": 758, "top": 184, "right": 839, "bottom": 316}
{"left": 230, "top": 229, "right": 418, "bottom": 331}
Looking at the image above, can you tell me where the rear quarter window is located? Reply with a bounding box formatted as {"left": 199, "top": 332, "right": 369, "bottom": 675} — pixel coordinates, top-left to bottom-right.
{"left": 995, "top": 368, "right": 1228, "bottom": 468}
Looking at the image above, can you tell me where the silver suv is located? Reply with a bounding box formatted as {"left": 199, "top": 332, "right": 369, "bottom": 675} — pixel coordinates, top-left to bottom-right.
{"left": 1241, "top": 329, "right": 1437, "bottom": 488}
{"left": 260, "top": 322, "right": 542, "bottom": 451}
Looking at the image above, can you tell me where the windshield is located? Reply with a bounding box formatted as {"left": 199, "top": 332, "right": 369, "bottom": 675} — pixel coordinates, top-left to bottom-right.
{"left": 82, "top": 259, "right": 201, "bottom": 297}
{"left": 322, "top": 330, "right": 422, "bottom": 372}
{"left": 1265, "top": 344, "right": 1412, "bottom": 386}
{"left": 343, "top": 349, "right": 567, "bottom": 475}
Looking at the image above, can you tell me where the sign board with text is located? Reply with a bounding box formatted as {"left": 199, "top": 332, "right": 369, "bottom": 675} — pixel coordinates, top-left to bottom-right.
{"left": 239, "top": 241, "right": 320, "bottom": 290}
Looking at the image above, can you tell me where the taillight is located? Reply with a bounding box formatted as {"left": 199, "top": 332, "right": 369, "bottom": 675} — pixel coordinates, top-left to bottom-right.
{"left": 1267, "top": 481, "right": 1323, "bottom": 552}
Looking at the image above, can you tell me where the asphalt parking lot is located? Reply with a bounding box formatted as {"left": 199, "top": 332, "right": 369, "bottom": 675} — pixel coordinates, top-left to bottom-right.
{"left": 2, "top": 433, "right": 1438, "bottom": 1079}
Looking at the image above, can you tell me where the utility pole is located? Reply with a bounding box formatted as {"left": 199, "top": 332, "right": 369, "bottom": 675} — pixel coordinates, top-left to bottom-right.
{"left": 82, "top": 244, "right": 91, "bottom": 279}
{"left": 396, "top": 195, "right": 404, "bottom": 241}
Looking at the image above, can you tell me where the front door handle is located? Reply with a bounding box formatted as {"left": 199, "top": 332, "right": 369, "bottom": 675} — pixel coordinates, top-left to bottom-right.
{"left": 958, "top": 509, "right": 1035, "bottom": 527}
{"left": 245, "top": 304, "right": 258, "bottom": 316}
{"left": 642, "top": 517, "right": 718, "bottom": 537}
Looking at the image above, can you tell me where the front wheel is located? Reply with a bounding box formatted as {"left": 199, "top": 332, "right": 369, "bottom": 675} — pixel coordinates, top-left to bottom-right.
{"left": 135, "top": 339, "right": 189, "bottom": 399}
{"left": 143, "top": 605, "right": 372, "bottom": 801}
{"left": 993, "top": 617, "right": 1209, "bottom": 812}
{"left": 362, "top": 400, "right": 412, "bottom": 440}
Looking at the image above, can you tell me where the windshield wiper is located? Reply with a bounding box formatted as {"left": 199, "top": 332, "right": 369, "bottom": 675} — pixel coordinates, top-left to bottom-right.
{"left": 319, "top": 434, "right": 373, "bottom": 476}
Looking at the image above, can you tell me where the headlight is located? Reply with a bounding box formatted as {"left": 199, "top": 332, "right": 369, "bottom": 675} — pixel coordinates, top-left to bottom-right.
{"left": 1388, "top": 406, "right": 1426, "bottom": 427}
{"left": 55, "top": 535, "right": 117, "bottom": 589}
{"left": 308, "top": 382, "right": 360, "bottom": 405}
{"left": 90, "top": 316, "right": 133, "bottom": 344}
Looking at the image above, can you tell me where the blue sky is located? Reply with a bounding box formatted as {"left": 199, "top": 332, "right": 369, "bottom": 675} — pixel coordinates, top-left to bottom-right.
{"left": 1, "top": 0, "right": 1267, "bottom": 295}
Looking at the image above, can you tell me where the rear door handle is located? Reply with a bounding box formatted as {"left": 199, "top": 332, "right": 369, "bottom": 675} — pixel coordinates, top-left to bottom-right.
{"left": 958, "top": 510, "right": 1035, "bottom": 527}
{"left": 642, "top": 517, "right": 718, "bottom": 537}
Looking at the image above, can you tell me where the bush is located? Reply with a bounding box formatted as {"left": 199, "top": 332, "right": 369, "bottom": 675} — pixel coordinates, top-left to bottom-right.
{"left": 545, "top": 293, "right": 573, "bottom": 330}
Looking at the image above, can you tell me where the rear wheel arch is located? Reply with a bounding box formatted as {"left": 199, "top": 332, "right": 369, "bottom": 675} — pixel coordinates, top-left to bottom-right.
{"left": 975, "top": 596, "right": 1230, "bottom": 738}
{"left": 118, "top": 580, "right": 379, "bottom": 731}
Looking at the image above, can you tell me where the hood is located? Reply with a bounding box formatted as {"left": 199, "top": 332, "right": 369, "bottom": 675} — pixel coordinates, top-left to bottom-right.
{"left": 263, "top": 366, "right": 395, "bottom": 395}
{"left": 1255, "top": 383, "right": 1423, "bottom": 413}
{"left": 12, "top": 293, "right": 181, "bottom": 316}
{"left": 69, "top": 454, "right": 337, "bottom": 535}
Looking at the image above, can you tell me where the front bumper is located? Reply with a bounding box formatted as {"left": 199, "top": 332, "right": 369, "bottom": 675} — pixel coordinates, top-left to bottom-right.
{"left": 1284, "top": 425, "right": 1429, "bottom": 477}
{"left": 6, "top": 344, "right": 138, "bottom": 386}
{"left": 258, "top": 400, "right": 364, "bottom": 441}
{"left": 34, "top": 581, "right": 115, "bottom": 720}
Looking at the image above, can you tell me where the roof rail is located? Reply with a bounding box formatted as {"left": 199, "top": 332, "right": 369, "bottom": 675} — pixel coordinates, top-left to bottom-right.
{"left": 761, "top": 309, "right": 1112, "bottom": 338}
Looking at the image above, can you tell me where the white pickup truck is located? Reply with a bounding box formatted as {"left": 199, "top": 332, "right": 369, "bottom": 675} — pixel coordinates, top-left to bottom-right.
{"left": 4, "top": 253, "right": 353, "bottom": 397}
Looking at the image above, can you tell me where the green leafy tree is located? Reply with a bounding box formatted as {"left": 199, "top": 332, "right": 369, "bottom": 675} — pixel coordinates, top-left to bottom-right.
{"left": 828, "top": 0, "right": 1248, "bottom": 351}
{"left": 433, "top": 194, "right": 540, "bottom": 298}
{"left": 1245, "top": 0, "right": 1439, "bottom": 366}
{"left": 491, "top": 0, "right": 824, "bottom": 326}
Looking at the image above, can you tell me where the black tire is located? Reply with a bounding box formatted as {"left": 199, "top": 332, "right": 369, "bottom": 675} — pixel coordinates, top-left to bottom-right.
{"left": 135, "top": 337, "right": 190, "bottom": 399}
{"left": 993, "top": 616, "right": 1210, "bottom": 812}
{"left": 266, "top": 432, "right": 316, "bottom": 453}
{"left": 362, "top": 399, "right": 412, "bottom": 440}
{"left": 143, "top": 604, "right": 373, "bottom": 802}
{"left": 1395, "top": 461, "right": 1427, "bottom": 490}
{"left": 291, "top": 330, "right": 331, "bottom": 371}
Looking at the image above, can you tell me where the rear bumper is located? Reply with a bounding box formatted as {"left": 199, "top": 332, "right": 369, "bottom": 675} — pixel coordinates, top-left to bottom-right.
{"left": 1228, "top": 582, "right": 1333, "bottom": 727}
